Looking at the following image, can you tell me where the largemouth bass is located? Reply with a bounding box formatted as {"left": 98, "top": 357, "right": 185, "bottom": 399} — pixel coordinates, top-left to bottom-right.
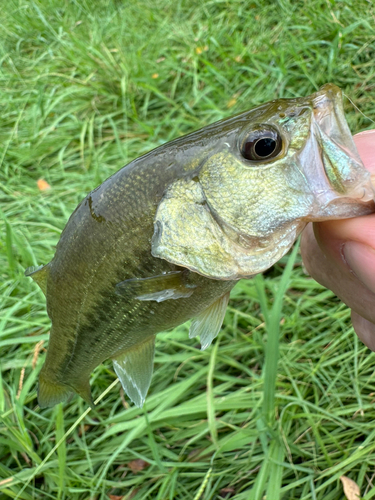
{"left": 26, "top": 84, "right": 374, "bottom": 409}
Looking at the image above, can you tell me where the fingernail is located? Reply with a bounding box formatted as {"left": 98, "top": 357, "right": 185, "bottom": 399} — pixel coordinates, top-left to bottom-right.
{"left": 343, "top": 241, "right": 375, "bottom": 294}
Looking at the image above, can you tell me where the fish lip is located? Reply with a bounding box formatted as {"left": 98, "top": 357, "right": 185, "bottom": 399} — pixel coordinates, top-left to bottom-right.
{"left": 311, "top": 84, "right": 362, "bottom": 166}
{"left": 311, "top": 84, "right": 355, "bottom": 153}
{"left": 309, "top": 83, "right": 374, "bottom": 204}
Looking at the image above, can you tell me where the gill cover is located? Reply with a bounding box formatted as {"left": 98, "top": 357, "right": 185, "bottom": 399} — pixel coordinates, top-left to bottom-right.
{"left": 152, "top": 84, "right": 374, "bottom": 280}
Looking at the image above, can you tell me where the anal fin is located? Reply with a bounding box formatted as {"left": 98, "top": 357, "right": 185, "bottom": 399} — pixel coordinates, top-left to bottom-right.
{"left": 189, "top": 292, "right": 230, "bottom": 350}
{"left": 112, "top": 336, "right": 156, "bottom": 407}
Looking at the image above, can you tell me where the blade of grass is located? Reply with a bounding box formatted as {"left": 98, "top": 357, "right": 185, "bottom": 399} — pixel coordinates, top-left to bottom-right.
{"left": 262, "top": 241, "right": 300, "bottom": 425}
{"left": 55, "top": 404, "right": 66, "bottom": 500}
{"left": 207, "top": 339, "right": 219, "bottom": 450}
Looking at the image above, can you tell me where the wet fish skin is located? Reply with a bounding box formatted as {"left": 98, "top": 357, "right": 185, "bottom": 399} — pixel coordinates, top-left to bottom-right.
{"left": 26, "top": 83, "right": 374, "bottom": 409}
{"left": 31, "top": 123, "right": 238, "bottom": 407}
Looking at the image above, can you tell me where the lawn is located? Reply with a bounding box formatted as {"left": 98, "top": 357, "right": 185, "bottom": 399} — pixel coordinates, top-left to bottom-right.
{"left": 1, "top": 0, "right": 375, "bottom": 499}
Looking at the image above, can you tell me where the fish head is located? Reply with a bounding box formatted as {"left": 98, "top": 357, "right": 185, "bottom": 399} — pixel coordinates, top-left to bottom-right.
{"left": 152, "top": 84, "right": 375, "bottom": 279}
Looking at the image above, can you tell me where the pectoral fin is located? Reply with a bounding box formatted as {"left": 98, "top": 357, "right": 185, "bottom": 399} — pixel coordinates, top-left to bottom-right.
{"left": 112, "top": 336, "right": 156, "bottom": 407}
{"left": 25, "top": 264, "right": 50, "bottom": 296}
{"left": 115, "top": 271, "right": 196, "bottom": 303}
{"left": 189, "top": 292, "right": 230, "bottom": 350}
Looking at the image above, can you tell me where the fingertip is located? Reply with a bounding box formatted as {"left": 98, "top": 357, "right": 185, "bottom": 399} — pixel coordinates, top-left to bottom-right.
{"left": 313, "top": 214, "right": 375, "bottom": 252}
{"left": 354, "top": 130, "right": 375, "bottom": 174}
{"left": 351, "top": 311, "right": 375, "bottom": 352}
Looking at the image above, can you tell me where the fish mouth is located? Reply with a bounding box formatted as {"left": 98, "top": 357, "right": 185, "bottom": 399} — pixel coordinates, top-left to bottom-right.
{"left": 312, "top": 84, "right": 357, "bottom": 157}
{"left": 309, "top": 83, "right": 374, "bottom": 209}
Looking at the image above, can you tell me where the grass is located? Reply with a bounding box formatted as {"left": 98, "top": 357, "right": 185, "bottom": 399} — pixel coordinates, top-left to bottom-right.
{"left": 1, "top": 0, "right": 375, "bottom": 498}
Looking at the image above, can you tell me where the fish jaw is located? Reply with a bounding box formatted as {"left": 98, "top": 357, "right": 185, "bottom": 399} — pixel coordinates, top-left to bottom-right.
{"left": 152, "top": 84, "right": 374, "bottom": 280}
{"left": 300, "top": 83, "right": 375, "bottom": 218}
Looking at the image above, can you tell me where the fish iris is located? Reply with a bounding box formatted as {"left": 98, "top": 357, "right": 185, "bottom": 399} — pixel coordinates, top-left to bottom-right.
{"left": 241, "top": 126, "right": 282, "bottom": 161}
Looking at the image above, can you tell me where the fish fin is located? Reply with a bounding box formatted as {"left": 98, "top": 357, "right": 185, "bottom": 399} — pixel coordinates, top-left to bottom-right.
{"left": 38, "top": 372, "right": 94, "bottom": 409}
{"left": 38, "top": 373, "right": 72, "bottom": 408}
{"left": 189, "top": 292, "right": 230, "bottom": 350}
{"left": 115, "top": 271, "right": 196, "bottom": 303}
{"left": 112, "top": 336, "right": 155, "bottom": 407}
{"left": 25, "top": 264, "right": 50, "bottom": 296}
{"left": 74, "top": 379, "right": 95, "bottom": 409}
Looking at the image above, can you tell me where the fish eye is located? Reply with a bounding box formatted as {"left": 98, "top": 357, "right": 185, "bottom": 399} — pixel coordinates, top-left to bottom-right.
{"left": 240, "top": 126, "right": 282, "bottom": 162}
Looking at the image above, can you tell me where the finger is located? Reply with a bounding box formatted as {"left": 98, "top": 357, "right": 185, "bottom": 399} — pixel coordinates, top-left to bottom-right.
{"left": 354, "top": 130, "right": 375, "bottom": 174}
{"left": 301, "top": 222, "right": 375, "bottom": 344}
{"left": 351, "top": 311, "right": 375, "bottom": 351}
{"left": 312, "top": 218, "right": 375, "bottom": 325}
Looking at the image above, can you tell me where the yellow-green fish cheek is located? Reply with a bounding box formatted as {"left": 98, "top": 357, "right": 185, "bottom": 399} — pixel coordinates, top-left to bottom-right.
{"left": 199, "top": 151, "right": 314, "bottom": 238}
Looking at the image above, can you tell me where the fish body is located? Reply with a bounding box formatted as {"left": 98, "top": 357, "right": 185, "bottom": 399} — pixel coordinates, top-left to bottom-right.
{"left": 26, "top": 84, "right": 374, "bottom": 408}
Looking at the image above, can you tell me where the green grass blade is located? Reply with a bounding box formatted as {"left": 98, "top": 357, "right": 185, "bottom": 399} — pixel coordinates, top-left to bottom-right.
{"left": 55, "top": 404, "right": 66, "bottom": 499}
{"left": 262, "top": 242, "right": 300, "bottom": 424}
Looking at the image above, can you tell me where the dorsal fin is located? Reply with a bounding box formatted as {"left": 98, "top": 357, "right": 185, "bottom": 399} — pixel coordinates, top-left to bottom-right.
{"left": 189, "top": 292, "right": 230, "bottom": 350}
{"left": 25, "top": 264, "right": 50, "bottom": 296}
{"left": 112, "top": 336, "right": 156, "bottom": 407}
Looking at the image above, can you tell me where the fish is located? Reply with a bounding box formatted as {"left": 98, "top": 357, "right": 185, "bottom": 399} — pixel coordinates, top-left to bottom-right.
{"left": 25, "top": 83, "right": 374, "bottom": 409}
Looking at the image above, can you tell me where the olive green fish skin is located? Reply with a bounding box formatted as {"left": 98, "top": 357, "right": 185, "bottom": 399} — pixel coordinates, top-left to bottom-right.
{"left": 30, "top": 83, "right": 374, "bottom": 407}
{"left": 42, "top": 124, "right": 238, "bottom": 399}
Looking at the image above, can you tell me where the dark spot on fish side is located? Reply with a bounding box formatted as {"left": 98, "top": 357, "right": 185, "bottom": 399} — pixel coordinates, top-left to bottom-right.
{"left": 88, "top": 196, "right": 106, "bottom": 223}
{"left": 192, "top": 176, "right": 199, "bottom": 182}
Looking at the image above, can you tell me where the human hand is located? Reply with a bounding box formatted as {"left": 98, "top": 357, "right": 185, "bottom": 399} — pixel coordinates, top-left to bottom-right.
{"left": 301, "top": 130, "right": 375, "bottom": 350}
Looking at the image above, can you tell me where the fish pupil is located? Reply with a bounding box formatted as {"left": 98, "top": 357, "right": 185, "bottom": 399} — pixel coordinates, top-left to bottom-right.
{"left": 254, "top": 138, "right": 276, "bottom": 158}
